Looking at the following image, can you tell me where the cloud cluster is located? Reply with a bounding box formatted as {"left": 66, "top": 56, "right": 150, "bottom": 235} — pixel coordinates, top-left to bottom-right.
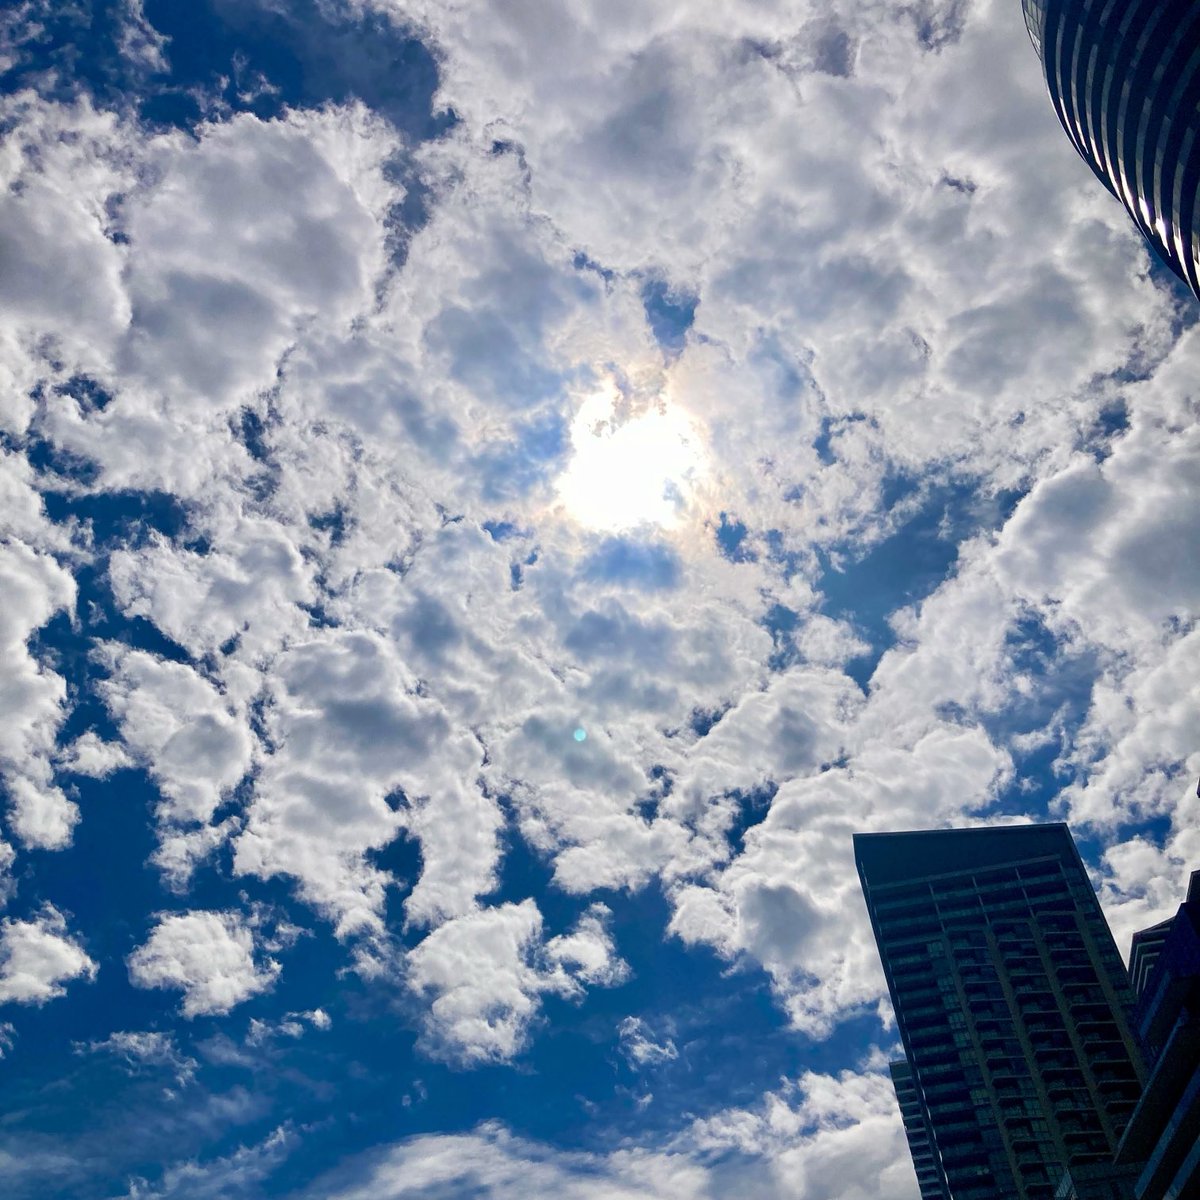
{"left": 0, "top": 0, "right": 1197, "bottom": 1191}
{"left": 296, "top": 1063, "right": 916, "bottom": 1199}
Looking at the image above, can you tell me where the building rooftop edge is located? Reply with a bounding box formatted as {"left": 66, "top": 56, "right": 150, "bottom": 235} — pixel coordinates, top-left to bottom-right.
{"left": 854, "top": 823, "right": 1081, "bottom": 889}
{"left": 853, "top": 821, "right": 1069, "bottom": 844}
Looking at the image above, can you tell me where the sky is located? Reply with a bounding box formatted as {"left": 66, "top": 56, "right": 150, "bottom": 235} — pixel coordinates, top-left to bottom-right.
{"left": 0, "top": 0, "right": 1197, "bottom": 1197}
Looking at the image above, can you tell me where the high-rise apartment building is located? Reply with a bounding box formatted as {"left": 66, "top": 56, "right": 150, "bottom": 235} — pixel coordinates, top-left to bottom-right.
{"left": 1113, "top": 870, "right": 1200, "bottom": 1199}
{"left": 1020, "top": 0, "right": 1200, "bottom": 299}
{"left": 891, "top": 1057, "right": 946, "bottom": 1199}
{"left": 1127, "top": 916, "right": 1174, "bottom": 1000}
{"left": 856, "top": 824, "right": 1147, "bottom": 1200}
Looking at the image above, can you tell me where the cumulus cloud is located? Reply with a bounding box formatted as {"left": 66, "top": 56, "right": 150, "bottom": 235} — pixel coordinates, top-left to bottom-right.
{"left": 106, "top": 518, "right": 317, "bottom": 665}
{"left": 127, "top": 910, "right": 280, "bottom": 1018}
{"left": 684, "top": 1066, "right": 920, "bottom": 1200}
{"left": 97, "top": 646, "right": 255, "bottom": 885}
{"left": 0, "top": 92, "right": 131, "bottom": 419}
{"left": 545, "top": 902, "right": 630, "bottom": 990}
{"left": 301, "top": 1123, "right": 715, "bottom": 1200}
{"left": 98, "top": 649, "right": 253, "bottom": 816}
{"left": 406, "top": 899, "right": 628, "bottom": 1065}
{"left": 232, "top": 629, "right": 491, "bottom": 939}
{"left": 0, "top": 905, "right": 97, "bottom": 1006}
{"left": 0, "top": 542, "right": 78, "bottom": 850}
{"left": 56, "top": 731, "right": 132, "bottom": 779}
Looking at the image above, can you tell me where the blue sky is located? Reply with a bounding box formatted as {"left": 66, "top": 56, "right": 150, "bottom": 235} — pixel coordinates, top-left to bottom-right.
{"left": 1, "top": 1, "right": 1198, "bottom": 1197}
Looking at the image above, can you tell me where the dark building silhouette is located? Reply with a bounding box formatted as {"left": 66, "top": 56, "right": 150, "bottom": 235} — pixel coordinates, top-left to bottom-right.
{"left": 891, "top": 1057, "right": 945, "bottom": 1199}
{"left": 1020, "top": 0, "right": 1200, "bottom": 299}
{"left": 1053, "top": 1158, "right": 1142, "bottom": 1200}
{"left": 1112, "top": 870, "right": 1200, "bottom": 1199}
{"left": 1127, "top": 915, "right": 1174, "bottom": 999}
{"left": 856, "top": 824, "right": 1147, "bottom": 1200}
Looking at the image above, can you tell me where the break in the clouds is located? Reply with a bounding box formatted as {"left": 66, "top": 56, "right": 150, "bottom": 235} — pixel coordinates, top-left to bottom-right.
{"left": 0, "top": 0, "right": 1196, "bottom": 1197}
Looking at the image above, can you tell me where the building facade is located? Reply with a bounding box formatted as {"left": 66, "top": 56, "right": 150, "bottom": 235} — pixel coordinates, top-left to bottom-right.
{"left": 891, "top": 1057, "right": 946, "bottom": 1199}
{"left": 1020, "top": 0, "right": 1200, "bottom": 299}
{"left": 855, "top": 824, "right": 1147, "bottom": 1200}
{"left": 1113, "top": 870, "right": 1200, "bottom": 1199}
{"left": 1127, "top": 916, "right": 1174, "bottom": 1000}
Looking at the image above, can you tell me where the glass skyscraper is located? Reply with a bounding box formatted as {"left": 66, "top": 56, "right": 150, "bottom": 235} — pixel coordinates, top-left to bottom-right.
{"left": 855, "top": 824, "right": 1147, "bottom": 1200}
{"left": 1020, "top": 0, "right": 1200, "bottom": 299}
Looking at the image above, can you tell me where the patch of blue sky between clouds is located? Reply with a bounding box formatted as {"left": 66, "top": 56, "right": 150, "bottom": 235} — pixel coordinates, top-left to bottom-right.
{"left": 641, "top": 278, "right": 698, "bottom": 355}
{"left": 2, "top": 0, "right": 448, "bottom": 141}
{"left": 472, "top": 411, "right": 570, "bottom": 503}
{"left": 713, "top": 512, "right": 755, "bottom": 564}
{"left": 581, "top": 536, "right": 682, "bottom": 592}
{"left": 814, "top": 476, "right": 1026, "bottom": 689}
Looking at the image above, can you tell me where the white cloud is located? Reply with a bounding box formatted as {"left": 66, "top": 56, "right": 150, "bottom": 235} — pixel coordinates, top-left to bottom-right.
{"left": 669, "top": 722, "right": 1010, "bottom": 1036}
{"left": 0, "top": 541, "right": 78, "bottom": 850}
{"left": 301, "top": 1123, "right": 715, "bottom": 1200}
{"left": 545, "top": 902, "right": 630, "bottom": 990}
{"left": 56, "top": 731, "right": 132, "bottom": 779}
{"left": 119, "top": 108, "right": 390, "bottom": 410}
{"left": 232, "top": 629, "right": 491, "bottom": 939}
{"left": 127, "top": 910, "right": 280, "bottom": 1018}
{"left": 406, "top": 899, "right": 628, "bottom": 1066}
{"left": 0, "top": 904, "right": 97, "bottom": 1006}
{"left": 99, "top": 648, "right": 254, "bottom": 824}
{"left": 405, "top": 900, "right": 549, "bottom": 1066}
{"left": 115, "top": 0, "right": 169, "bottom": 74}
{"left": 106, "top": 518, "right": 316, "bottom": 665}
{"left": 684, "top": 1066, "right": 920, "bottom": 1200}
{"left": 0, "top": 93, "right": 131, "bottom": 419}
{"left": 96, "top": 646, "right": 254, "bottom": 886}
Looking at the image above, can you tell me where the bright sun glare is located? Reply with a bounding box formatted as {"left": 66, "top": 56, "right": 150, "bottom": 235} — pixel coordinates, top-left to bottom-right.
{"left": 554, "top": 386, "right": 709, "bottom": 532}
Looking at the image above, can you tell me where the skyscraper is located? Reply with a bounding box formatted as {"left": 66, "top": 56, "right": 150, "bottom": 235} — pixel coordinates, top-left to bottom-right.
{"left": 1020, "top": 0, "right": 1200, "bottom": 299}
{"left": 891, "top": 1057, "right": 946, "bottom": 1199}
{"left": 1112, "top": 870, "right": 1200, "bottom": 1199}
{"left": 855, "top": 824, "right": 1147, "bottom": 1200}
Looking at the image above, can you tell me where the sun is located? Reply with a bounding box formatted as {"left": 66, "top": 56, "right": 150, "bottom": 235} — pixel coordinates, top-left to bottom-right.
{"left": 554, "top": 385, "right": 710, "bottom": 533}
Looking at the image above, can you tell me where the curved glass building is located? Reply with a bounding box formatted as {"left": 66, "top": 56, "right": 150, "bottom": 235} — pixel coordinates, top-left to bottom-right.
{"left": 1021, "top": 0, "right": 1200, "bottom": 299}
